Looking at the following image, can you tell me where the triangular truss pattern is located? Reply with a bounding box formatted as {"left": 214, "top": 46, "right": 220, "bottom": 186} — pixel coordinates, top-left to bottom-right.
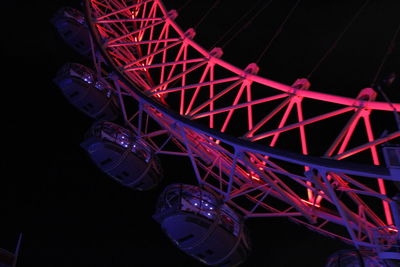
{"left": 87, "top": 0, "right": 400, "bottom": 253}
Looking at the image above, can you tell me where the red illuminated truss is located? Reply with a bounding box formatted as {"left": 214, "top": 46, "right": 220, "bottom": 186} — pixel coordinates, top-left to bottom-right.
{"left": 85, "top": 0, "right": 400, "bottom": 254}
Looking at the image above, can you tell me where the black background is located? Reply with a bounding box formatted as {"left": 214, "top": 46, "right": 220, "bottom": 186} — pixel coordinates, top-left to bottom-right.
{"left": 2, "top": 0, "right": 400, "bottom": 266}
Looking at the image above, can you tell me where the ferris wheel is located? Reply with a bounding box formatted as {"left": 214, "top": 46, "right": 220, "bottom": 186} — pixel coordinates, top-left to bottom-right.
{"left": 51, "top": 0, "right": 400, "bottom": 266}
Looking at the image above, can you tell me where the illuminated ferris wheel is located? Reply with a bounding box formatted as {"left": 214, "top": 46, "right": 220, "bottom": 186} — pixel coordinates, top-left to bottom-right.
{"left": 52, "top": 0, "right": 400, "bottom": 266}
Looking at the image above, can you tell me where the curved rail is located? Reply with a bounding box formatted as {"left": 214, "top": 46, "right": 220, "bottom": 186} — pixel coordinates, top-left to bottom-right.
{"left": 154, "top": 1, "right": 399, "bottom": 112}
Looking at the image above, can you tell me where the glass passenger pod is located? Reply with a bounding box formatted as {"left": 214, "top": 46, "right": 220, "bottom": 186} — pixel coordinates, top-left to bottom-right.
{"left": 92, "top": 121, "right": 153, "bottom": 162}
{"left": 81, "top": 121, "right": 163, "bottom": 191}
{"left": 54, "top": 63, "right": 120, "bottom": 121}
{"left": 51, "top": 7, "right": 92, "bottom": 57}
{"left": 154, "top": 184, "right": 251, "bottom": 266}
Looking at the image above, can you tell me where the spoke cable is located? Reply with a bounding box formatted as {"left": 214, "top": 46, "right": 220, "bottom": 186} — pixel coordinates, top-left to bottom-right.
{"left": 193, "top": 0, "right": 222, "bottom": 30}
{"left": 177, "top": 0, "right": 194, "bottom": 12}
{"left": 371, "top": 21, "right": 400, "bottom": 86}
{"left": 220, "top": 0, "right": 274, "bottom": 49}
{"left": 255, "top": 0, "right": 301, "bottom": 64}
{"left": 211, "top": 0, "right": 265, "bottom": 48}
{"left": 306, "top": 0, "right": 371, "bottom": 79}
{"left": 372, "top": 19, "right": 400, "bottom": 130}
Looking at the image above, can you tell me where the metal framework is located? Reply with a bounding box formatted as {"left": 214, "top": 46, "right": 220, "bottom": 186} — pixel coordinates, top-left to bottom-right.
{"left": 84, "top": 0, "right": 400, "bottom": 255}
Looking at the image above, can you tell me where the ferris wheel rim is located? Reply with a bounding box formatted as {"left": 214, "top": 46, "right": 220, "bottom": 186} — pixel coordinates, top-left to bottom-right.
{"left": 83, "top": 0, "right": 395, "bottom": 181}
{"left": 152, "top": 0, "right": 399, "bottom": 111}
{"left": 75, "top": 0, "right": 400, "bottom": 252}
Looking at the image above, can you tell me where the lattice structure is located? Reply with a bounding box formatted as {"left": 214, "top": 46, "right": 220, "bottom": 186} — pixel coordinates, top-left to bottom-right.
{"left": 82, "top": 0, "right": 400, "bottom": 255}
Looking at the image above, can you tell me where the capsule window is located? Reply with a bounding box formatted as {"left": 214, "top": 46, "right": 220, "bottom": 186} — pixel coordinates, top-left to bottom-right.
{"left": 135, "top": 181, "right": 145, "bottom": 188}
{"left": 96, "top": 112, "right": 106, "bottom": 120}
{"left": 196, "top": 253, "right": 205, "bottom": 259}
{"left": 205, "top": 249, "right": 214, "bottom": 255}
{"left": 185, "top": 216, "right": 211, "bottom": 229}
{"left": 69, "top": 91, "right": 79, "bottom": 98}
{"left": 82, "top": 103, "right": 94, "bottom": 112}
{"left": 63, "top": 30, "right": 72, "bottom": 37}
{"left": 220, "top": 259, "right": 231, "bottom": 267}
{"left": 177, "top": 234, "right": 194, "bottom": 243}
{"left": 100, "top": 158, "right": 113, "bottom": 166}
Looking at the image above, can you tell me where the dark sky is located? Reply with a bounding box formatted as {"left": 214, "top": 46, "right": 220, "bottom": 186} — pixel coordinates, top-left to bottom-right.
{"left": 2, "top": 0, "right": 400, "bottom": 266}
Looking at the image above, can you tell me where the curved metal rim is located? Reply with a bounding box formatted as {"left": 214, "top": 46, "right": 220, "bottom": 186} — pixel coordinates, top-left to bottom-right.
{"left": 154, "top": 1, "right": 400, "bottom": 112}
{"left": 84, "top": 0, "right": 393, "bottom": 179}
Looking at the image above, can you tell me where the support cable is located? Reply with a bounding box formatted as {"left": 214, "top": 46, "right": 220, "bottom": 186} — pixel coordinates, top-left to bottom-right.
{"left": 211, "top": 0, "right": 265, "bottom": 48}
{"left": 177, "top": 0, "right": 194, "bottom": 12}
{"left": 371, "top": 21, "right": 400, "bottom": 86}
{"left": 193, "top": 0, "right": 222, "bottom": 30}
{"left": 220, "top": 0, "right": 274, "bottom": 49}
{"left": 306, "top": 0, "right": 371, "bottom": 79}
{"left": 255, "top": 0, "right": 301, "bottom": 64}
{"left": 371, "top": 20, "right": 400, "bottom": 131}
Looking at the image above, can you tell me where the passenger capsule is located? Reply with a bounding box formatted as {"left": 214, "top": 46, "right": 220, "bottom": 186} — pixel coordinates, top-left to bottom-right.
{"left": 81, "top": 121, "right": 163, "bottom": 190}
{"left": 51, "top": 7, "right": 92, "bottom": 57}
{"left": 54, "top": 63, "right": 119, "bottom": 120}
{"left": 153, "top": 184, "right": 251, "bottom": 266}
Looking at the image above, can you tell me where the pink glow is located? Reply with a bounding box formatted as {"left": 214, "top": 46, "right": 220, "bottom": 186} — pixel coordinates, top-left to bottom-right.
{"left": 363, "top": 115, "right": 393, "bottom": 226}
{"left": 87, "top": 0, "right": 400, "bottom": 254}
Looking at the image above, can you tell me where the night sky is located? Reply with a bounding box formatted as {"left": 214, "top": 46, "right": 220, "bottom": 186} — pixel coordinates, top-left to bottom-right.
{"left": 2, "top": 0, "right": 400, "bottom": 266}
